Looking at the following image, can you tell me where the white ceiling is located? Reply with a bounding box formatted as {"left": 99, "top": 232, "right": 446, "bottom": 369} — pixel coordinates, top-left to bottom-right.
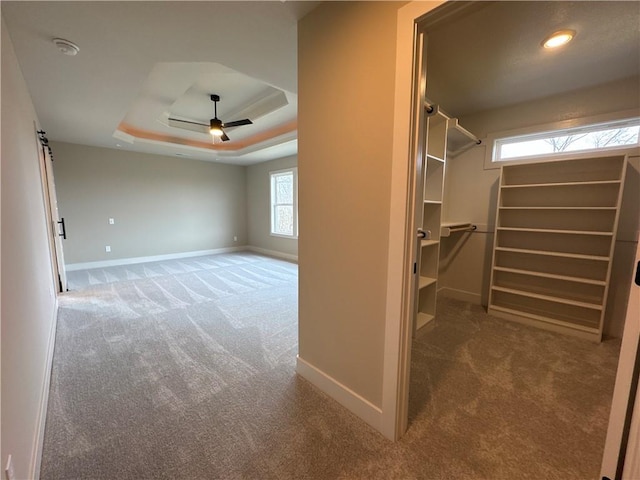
{"left": 1, "top": 1, "right": 319, "bottom": 165}
{"left": 2, "top": 1, "right": 638, "bottom": 165}
{"left": 426, "top": 1, "right": 640, "bottom": 118}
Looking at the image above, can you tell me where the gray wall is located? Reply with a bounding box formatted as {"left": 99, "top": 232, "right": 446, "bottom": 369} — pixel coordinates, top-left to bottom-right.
{"left": 440, "top": 76, "right": 640, "bottom": 338}
{"left": 1, "top": 17, "right": 58, "bottom": 479}
{"left": 51, "top": 142, "right": 248, "bottom": 265}
{"left": 246, "top": 155, "right": 298, "bottom": 258}
{"left": 298, "top": 1, "right": 402, "bottom": 408}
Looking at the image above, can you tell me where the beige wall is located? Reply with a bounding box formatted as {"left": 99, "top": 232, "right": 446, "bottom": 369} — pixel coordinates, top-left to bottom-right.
{"left": 298, "top": 1, "right": 403, "bottom": 408}
{"left": 51, "top": 142, "right": 247, "bottom": 265}
{"left": 440, "top": 77, "right": 640, "bottom": 337}
{"left": 246, "top": 155, "right": 298, "bottom": 258}
{"left": 1, "top": 18, "right": 58, "bottom": 479}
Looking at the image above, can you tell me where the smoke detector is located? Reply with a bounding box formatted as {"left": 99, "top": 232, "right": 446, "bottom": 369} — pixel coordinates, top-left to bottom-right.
{"left": 53, "top": 38, "right": 80, "bottom": 56}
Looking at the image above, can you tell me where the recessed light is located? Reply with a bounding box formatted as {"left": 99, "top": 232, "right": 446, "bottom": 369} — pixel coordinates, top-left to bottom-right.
{"left": 542, "top": 30, "right": 575, "bottom": 49}
{"left": 116, "top": 144, "right": 122, "bottom": 147}
{"left": 53, "top": 38, "right": 80, "bottom": 56}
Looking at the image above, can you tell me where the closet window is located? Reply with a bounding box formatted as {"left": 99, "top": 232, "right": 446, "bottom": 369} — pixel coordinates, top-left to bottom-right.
{"left": 270, "top": 168, "right": 298, "bottom": 238}
{"left": 491, "top": 117, "right": 639, "bottom": 164}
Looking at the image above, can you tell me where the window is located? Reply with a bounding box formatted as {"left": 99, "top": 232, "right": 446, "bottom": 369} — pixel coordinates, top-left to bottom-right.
{"left": 490, "top": 117, "right": 640, "bottom": 165}
{"left": 270, "top": 168, "right": 298, "bottom": 238}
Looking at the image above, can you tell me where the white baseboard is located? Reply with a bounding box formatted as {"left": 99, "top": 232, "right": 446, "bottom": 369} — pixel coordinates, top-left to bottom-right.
{"left": 30, "top": 296, "right": 59, "bottom": 480}
{"left": 296, "top": 356, "right": 382, "bottom": 433}
{"left": 246, "top": 246, "right": 298, "bottom": 263}
{"left": 438, "top": 286, "right": 482, "bottom": 305}
{"left": 65, "top": 246, "right": 246, "bottom": 271}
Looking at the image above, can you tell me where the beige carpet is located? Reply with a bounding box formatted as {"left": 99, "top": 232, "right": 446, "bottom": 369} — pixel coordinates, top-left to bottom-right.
{"left": 41, "top": 252, "right": 619, "bottom": 479}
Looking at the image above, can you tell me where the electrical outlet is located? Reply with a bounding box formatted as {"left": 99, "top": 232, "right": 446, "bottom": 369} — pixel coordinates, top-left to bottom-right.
{"left": 108, "top": 218, "right": 115, "bottom": 225}
{"left": 233, "top": 236, "right": 238, "bottom": 242}
{"left": 105, "top": 246, "right": 111, "bottom": 253}
{"left": 5, "top": 454, "right": 15, "bottom": 480}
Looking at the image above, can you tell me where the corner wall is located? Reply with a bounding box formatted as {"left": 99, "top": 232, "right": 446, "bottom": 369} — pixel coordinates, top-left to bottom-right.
{"left": 51, "top": 142, "right": 247, "bottom": 266}
{"left": 246, "top": 155, "right": 298, "bottom": 260}
{"left": 298, "top": 1, "right": 402, "bottom": 414}
{"left": 1, "top": 17, "right": 58, "bottom": 479}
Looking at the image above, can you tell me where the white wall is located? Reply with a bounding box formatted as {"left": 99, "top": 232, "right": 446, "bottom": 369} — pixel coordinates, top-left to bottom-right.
{"left": 246, "top": 155, "right": 298, "bottom": 259}
{"left": 440, "top": 76, "right": 640, "bottom": 337}
{"left": 51, "top": 142, "right": 247, "bottom": 265}
{"left": 1, "top": 17, "right": 58, "bottom": 479}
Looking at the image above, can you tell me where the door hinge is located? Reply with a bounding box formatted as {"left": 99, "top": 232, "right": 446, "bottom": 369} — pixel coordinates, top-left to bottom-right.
{"left": 413, "top": 262, "right": 417, "bottom": 274}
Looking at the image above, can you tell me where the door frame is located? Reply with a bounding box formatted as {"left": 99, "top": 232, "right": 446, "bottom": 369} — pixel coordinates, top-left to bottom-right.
{"left": 601, "top": 238, "right": 640, "bottom": 479}
{"left": 382, "top": 0, "right": 640, "bottom": 449}
{"left": 381, "top": 0, "right": 451, "bottom": 440}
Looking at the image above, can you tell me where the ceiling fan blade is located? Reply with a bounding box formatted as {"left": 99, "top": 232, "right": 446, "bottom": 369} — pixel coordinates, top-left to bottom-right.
{"left": 221, "top": 131, "right": 230, "bottom": 142}
{"left": 222, "top": 119, "right": 253, "bottom": 128}
{"left": 168, "top": 118, "right": 209, "bottom": 134}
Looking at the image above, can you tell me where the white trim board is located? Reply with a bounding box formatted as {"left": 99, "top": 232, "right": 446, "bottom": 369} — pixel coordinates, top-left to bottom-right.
{"left": 296, "top": 356, "right": 382, "bottom": 432}
{"left": 245, "top": 246, "right": 298, "bottom": 263}
{"left": 31, "top": 297, "right": 59, "bottom": 480}
{"left": 438, "top": 287, "right": 482, "bottom": 305}
{"left": 65, "top": 246, "right": 246, "bottom": 271}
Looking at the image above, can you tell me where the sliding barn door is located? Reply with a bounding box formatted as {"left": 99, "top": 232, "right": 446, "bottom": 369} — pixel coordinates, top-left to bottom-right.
{"left": 38, "top": 131, "right": 68, "bottom": 292}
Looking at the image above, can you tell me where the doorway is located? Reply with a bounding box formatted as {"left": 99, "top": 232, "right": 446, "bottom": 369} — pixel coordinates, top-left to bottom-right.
{"left": 390, "top": 0, "right": 640, "bottom": 475}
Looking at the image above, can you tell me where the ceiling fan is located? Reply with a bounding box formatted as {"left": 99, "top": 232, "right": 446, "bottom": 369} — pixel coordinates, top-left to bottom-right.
{"left": 168, "top": 94, "right": 253, "bottom": 142}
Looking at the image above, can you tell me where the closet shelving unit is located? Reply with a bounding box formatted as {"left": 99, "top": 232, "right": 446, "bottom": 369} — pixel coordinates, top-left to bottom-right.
{"left": 415, "top": 104, "right": 480, "bottom": 331}
{"left": 487, "top": 154, "right": 628, "bottom": 342}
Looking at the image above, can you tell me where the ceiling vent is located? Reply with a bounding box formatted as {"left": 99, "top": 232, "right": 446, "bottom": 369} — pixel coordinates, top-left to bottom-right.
{"left": 53, "top": 38, "right": 80, "bottom": 56}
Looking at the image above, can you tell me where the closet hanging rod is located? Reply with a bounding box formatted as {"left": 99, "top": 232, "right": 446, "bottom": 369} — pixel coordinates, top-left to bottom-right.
{"left": 441, "top": 222, "right": 477, "bottom": 237}
{"left": 448, "top": 224, "right": 477, "bottom": 233}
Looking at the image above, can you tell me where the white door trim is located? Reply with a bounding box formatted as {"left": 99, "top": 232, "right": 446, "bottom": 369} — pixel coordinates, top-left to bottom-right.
{"left": 381, "top": 0, "right": 445, "bottom": 440}
{"left": 601, "top": 237, "right": 640, "bottom": 478}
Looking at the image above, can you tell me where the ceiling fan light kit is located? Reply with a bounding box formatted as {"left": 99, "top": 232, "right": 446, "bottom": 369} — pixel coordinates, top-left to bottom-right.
{"left": 168, "top": 94, "right": 253, "bottom": 143}
{"left": 209, "top": 118, "right": 223, "bottom": 137}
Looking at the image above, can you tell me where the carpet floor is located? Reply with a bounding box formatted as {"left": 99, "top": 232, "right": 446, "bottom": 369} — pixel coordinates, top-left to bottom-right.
{"left": 41, "top": 252, "right": 619, "bottom": 479}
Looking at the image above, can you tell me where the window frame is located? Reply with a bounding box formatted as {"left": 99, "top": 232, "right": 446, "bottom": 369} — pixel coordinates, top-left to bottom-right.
{"left": 269, "top": 167, "right": 298, "bottom": 239}
{"left": 484, "top": 110, "right": 640, "bottom": 170}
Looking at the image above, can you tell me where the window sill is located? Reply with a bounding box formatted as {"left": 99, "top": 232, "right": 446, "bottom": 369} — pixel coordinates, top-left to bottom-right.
{"left": 270, "top": 233, "right": 298, "bottom": 240}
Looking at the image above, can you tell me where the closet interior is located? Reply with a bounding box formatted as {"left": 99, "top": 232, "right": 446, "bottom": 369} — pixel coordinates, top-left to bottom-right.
{"left": 413, "top": 109, "right": 630, "bottom": 342}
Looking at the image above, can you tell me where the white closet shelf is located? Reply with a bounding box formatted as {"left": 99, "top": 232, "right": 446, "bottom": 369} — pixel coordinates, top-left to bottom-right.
{"left": 421, "top": 239, "right": 439, "bottom": 248}
{"left": 447, "top": 118, "right": 481, "bottom": 157}
{"left": 497, "top": 227, "right": 614, "bottom": 236}
{"left": 416, "top": 312, "right": 435, "bottom": 329}
{"left": 495, "top": 246, "right": 610, "bottom": 262}
{"left": 499, "top": 206, "right": 617, "bottom": 211}
{"left": 419, "top": 276, "right": 437, "bottom": 289}
{"left": 492, "top": 266, "right": 607, "bottom": 286}
{"left": 489, "top": 155, "right": 627, "bottom": 342}
{"left": 491, "top": 286, "right": 603, "bottom": 310}
{"left": 488, "top": 305, "right": 600, "bottom": 338}
{"left": 415, "top": 102, "right": 480, "bottom": 333}
{"left": 501, "top": 179, "right": 621, "bottom": 189}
